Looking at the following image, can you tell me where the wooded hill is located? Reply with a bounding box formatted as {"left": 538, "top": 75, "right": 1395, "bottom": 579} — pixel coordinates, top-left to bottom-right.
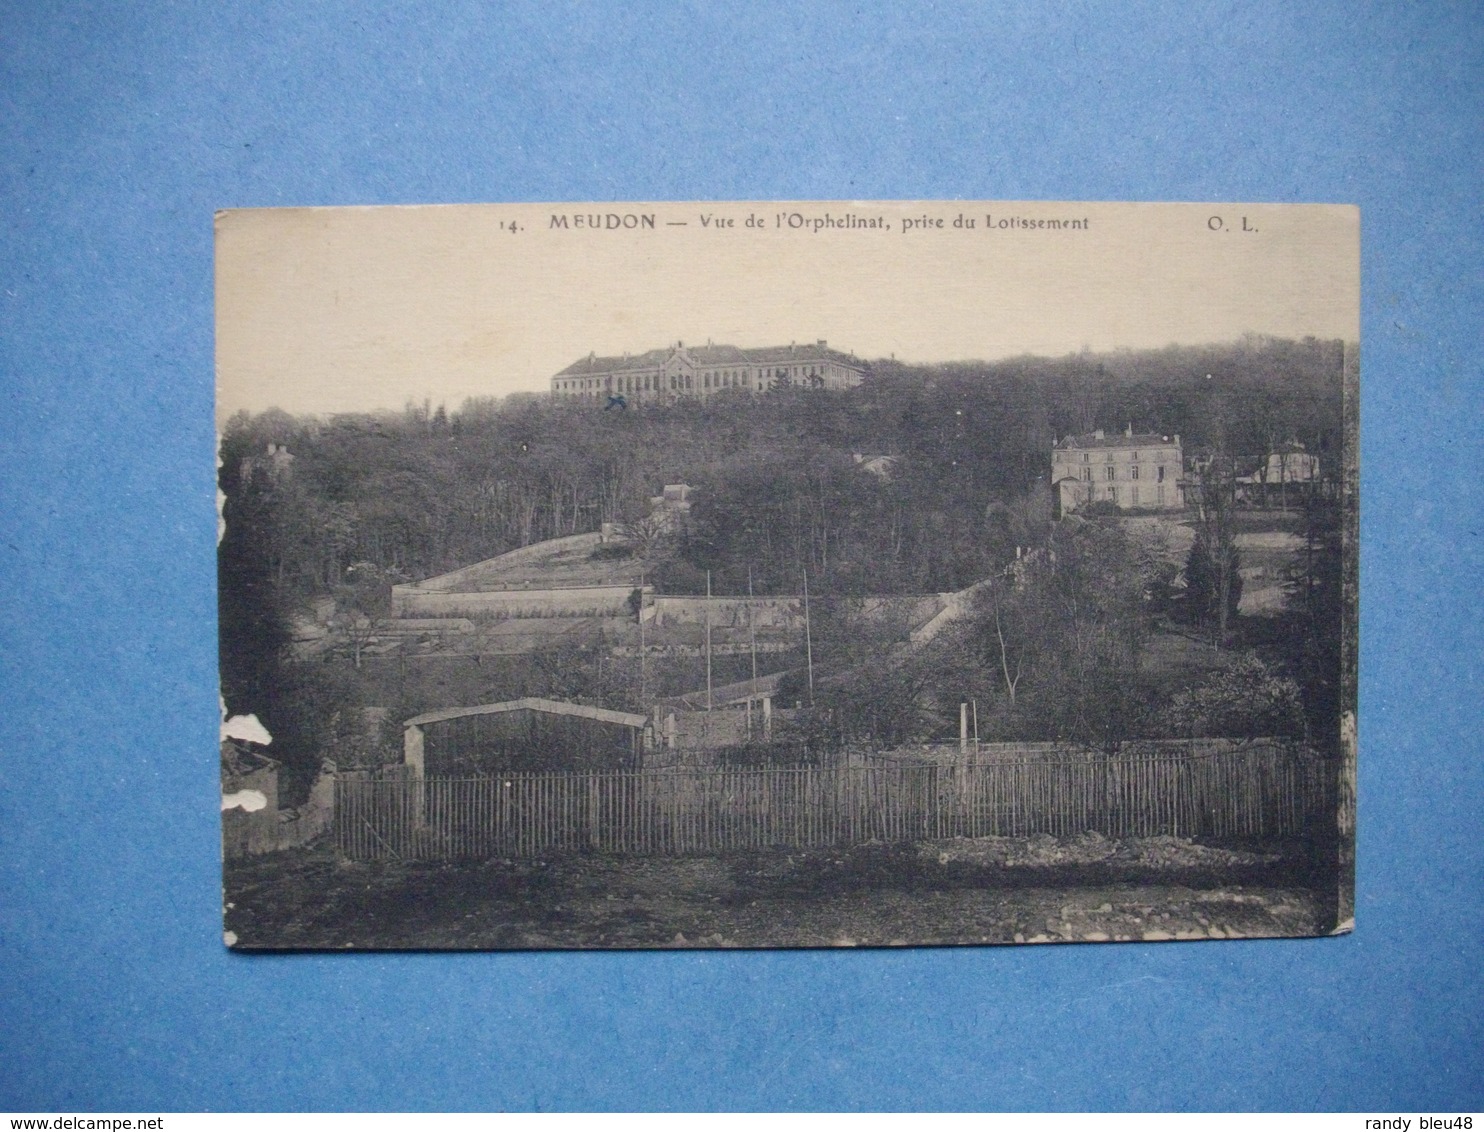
{"left": 221, "top": 334, "right": 1344, "bottom": 603}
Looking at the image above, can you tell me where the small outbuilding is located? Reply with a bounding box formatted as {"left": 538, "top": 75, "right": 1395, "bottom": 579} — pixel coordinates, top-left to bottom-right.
{"left": 402, "top": 697, "right": 650, "bottom": 775}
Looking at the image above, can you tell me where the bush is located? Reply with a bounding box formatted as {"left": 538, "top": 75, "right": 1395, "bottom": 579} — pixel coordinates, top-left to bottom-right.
{"left": 1164, "top": 652, "right": 1304, "bottom": 739}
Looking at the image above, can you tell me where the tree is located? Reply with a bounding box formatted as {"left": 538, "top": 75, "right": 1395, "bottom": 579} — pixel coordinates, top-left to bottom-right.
{"left": 1185, "top": 535, "right": 1242, "bottom": 640}
{"left": 331, "top": 561, "right": 402, "bottom": 668}
{"left": 781, "top": 640, "right": 946, "bottom": 749}
{"left": 988, "top": 517, "right": 1159, "bottom": 750}
{"left": 617, "top": 511, "right": 674, "bottom": 563}
{"left": 1165, "top": 652, "right": 1304, "bottom": 740}
{"left": 969, "top": 575, "right": 1035, "bottom": 707}
{"left": 773, "top": 597, "right": 942, "bottom": 747}
{"left": 218, "top": 431, "right": 295, "bottom": 721}
{"left": 1188, "top": 449, "right": 1242, "bottom": 645}
{"left": 1280, "top": 491, "right": 1343, "bottom": 743}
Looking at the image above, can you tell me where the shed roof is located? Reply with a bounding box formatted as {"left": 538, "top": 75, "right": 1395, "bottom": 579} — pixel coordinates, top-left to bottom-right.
{"left": 405, "top": 697, "right": 648, "bottom": 730}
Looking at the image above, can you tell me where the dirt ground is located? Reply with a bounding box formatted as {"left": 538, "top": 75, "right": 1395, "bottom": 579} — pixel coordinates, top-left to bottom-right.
{"left": 223, "top": 832, "right": 1335, "bottom": 950}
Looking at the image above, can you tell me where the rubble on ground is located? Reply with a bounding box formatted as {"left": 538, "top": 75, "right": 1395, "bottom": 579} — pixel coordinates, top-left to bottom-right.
{"left": 922, "top": 831, "right": 1284, "bottom": 870}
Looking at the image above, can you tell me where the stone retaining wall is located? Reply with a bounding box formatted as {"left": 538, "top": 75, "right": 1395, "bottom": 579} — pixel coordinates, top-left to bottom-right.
{"left": 393, "top": 584, "right": 638, "bottom": 619}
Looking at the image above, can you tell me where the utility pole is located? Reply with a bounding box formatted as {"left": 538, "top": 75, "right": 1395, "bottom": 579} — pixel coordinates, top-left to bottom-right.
{"left": 747, "top": 565, "right": 758, "bottom": 740}
{"left": 638, "top": 568, "right": 647, "bottom": 708}
{"left": 705, "top": 569, "right": 713, "bottom": 711}
{"left": 1215, "top": 450, "right": 1234, "bottom": 647}
{"left": 802, "top": 567, "right": 815, "bottom": 706}
{"left": 748, "top": 565, "right": 758, "bottom": 686}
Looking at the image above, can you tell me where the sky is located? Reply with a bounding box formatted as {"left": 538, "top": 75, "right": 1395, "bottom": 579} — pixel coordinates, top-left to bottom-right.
{"left": 215, "top": 200, "right": 1359, "bottom": 420}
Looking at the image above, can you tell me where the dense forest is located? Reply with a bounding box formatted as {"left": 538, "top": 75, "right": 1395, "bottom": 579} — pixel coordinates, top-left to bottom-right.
{"left": 220, "top": 335, "right": 1348, "bottom": 790}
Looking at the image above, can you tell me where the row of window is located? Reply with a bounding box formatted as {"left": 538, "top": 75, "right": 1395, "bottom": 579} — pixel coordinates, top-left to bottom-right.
{"left": 556, "top": 377, "right": 758, "bottom": 395}
{"left": 1095, "top": 485, "right": 1169, "bottom": 505}
{"left": 558, "top": 361, "right": 851, "bottom": 395}
{"left": 1079, "top": 465, "right": 1168, "bottom": 482}
{"left": 613, "top": 372, "right": 758, "bottom": 393}
{"left": 1057, "top": 449, "right": 1177, "bottom": 463}
{"left": 702, "top": 370, "right": 759, "bottom": 390}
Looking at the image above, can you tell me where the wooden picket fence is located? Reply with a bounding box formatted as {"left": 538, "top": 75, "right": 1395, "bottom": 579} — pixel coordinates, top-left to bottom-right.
{"left": 334, "top": 741, "right": 1332, "bottom": 861}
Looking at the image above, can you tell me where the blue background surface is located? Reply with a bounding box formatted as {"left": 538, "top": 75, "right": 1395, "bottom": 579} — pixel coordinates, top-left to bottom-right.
{"left": 2, "top": 1, "right": 1481, "bottom": 1112}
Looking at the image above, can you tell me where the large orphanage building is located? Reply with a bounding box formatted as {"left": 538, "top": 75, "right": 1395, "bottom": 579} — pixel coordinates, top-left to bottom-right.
{"left": 551, "top": 340, "right": 867, "bottom": 404}
{"left": 1052, "top": 427, "right": 1184, "bottom": 516}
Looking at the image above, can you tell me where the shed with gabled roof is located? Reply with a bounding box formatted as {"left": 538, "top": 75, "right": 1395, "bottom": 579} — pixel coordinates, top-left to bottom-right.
{"left": 403, "top": 697, "right": 650, "bottom": 775}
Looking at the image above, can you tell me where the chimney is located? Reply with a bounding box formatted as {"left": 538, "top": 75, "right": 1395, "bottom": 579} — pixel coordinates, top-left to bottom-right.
{"left": 817, "top": 339, "right": 827, "bottom": 347}
{"left": 1093, "top": 429, "right": 1105, "bottom": 440}
{"left": 1174, "top": 434, "right": 1181, "bottom": 449}
{"left": 1125, "top": 423, "right": 1133, "bottom": 438}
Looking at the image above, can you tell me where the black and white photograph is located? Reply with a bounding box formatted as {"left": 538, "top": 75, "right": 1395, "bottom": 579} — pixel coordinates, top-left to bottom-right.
{"left": 217, "top": 199, "right": 1358, "bottom": 950}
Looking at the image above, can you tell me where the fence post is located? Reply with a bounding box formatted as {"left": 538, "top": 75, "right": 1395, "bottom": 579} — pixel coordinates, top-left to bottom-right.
{"left": 400, "top": 725, "right": 428, "bottom": 833}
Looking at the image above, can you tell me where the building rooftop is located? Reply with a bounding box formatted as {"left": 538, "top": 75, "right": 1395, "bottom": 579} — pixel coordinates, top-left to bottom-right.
{"left": 555, "top": 341, "right": 865, "bottom": 377}
{"left": 1056, "top": 430, "right": 1180, "bottom": 449}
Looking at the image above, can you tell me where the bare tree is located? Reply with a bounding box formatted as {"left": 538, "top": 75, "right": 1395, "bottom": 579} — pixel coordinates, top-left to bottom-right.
{"left": 331, "top": 561, "right": 403, "bottom": 668}
{"left": 975, "top": 575, "right": 1028, "bottom": 707}
{"left": 618, "top": 512, "right": 673, "bottom": 563}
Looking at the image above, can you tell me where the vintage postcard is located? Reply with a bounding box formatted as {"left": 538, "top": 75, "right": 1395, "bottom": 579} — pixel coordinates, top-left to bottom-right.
{"left": 217, "top": 200, "right": 1357, "bottom": 950}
